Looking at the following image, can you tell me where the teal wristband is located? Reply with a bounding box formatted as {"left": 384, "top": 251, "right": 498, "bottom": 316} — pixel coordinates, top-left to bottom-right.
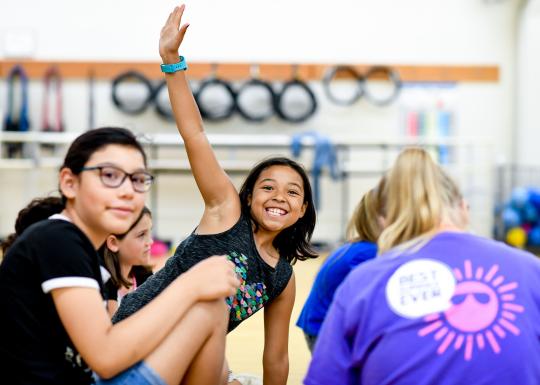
{"left": 160, "top": 56, "right": 188, "bottom": 73}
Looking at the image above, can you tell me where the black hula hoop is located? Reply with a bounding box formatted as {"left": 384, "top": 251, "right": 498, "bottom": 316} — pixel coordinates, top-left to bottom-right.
{"left": 194, "top": 77, "right": 237, "bottom": 121}
{"left": 323, "top": 65, "right": 365, "bottom": 106}
{"left": 111, "top": 71, "right": 155, "bottom": 115}
{"left": 363, "top": 66, "right": 402, "bottom": 106}
{"left": 274, "top": 79, "right": 318, "bottom": 123}
{"left": 153, "top": 80, "right": 175, "bottom": 122}
{"left": 236, "top": 78, "right": 277, "bottom": 123}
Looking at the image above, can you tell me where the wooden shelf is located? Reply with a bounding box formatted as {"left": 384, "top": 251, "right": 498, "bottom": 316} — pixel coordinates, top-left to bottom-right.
{"left": 0, "top": 60, "right": 499, "bottom": 83}
{"left": 0, "top": 131, "right": 491, "bottom": 148}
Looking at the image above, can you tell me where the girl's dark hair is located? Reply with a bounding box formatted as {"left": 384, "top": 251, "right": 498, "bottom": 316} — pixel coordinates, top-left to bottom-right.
{"left": 1, "top": 127, "right": 147, "bottom": 257}
{"left": 1, "top": 196, "right": 64, "bottom": 255}
{"left": 60, "top": 127, "right": 146, "bottom": 204}
{"left": 239, "top": 157, "right": 317, "bottom": 264}
{"left": 100, "top": 207, "right": 152, "bottom": 289}
{"left": 62, "top": 126, "right": 147, "bottom": 174}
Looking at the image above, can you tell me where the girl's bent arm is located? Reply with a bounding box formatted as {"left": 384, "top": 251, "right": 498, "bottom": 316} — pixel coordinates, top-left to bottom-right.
{"left": 262, "top": 273, "right": 296, "bottom": 385}
{"left": 53, "top": 256, "right": 238, "bottom": 379}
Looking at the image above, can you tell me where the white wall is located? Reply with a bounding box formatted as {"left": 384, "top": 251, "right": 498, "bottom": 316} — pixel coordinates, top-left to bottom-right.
{"left": 0, "top": 0, "right": 521, "bottom": 243}
{"left": 0, "top": 0, "right": 518, "bottom": 63}
{"left": 517, "top": 0, "right": 540, "bottom": 165}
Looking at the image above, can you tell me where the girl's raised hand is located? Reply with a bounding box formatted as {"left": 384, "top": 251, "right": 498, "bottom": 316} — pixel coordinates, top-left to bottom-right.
{"left": 159, "top": 4, "right": 189, "bottom": 62}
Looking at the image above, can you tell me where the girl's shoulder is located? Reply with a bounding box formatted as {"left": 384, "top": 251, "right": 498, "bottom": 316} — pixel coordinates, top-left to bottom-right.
{"left": 173, "top": 214, "right": 254, "bottom": 265}
{"left": 347, "top": 241, "right": 377, "bottom": 258}
{"left": 231, "top": 212, "right": 253, "bottom": 235}
{"left": 18, "top": 218, "right": 95, "bottom": 260}
{"left": 324, "top": 241, "right": 377, "bottom": 264}
{"left": 190, "top": 213, "right": 248, "bottom": 240}
{"left": 11, "top": 218, "right": 80, "bottom": 248}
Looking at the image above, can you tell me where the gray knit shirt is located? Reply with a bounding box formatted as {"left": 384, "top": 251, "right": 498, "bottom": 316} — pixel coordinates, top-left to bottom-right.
{"left": 112, "top": 214, "right": 293, "bottom": 332}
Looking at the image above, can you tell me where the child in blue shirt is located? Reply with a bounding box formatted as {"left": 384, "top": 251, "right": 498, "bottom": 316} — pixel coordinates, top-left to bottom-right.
{"left": 297, "top": 179, "right": 385, "bottom": 351}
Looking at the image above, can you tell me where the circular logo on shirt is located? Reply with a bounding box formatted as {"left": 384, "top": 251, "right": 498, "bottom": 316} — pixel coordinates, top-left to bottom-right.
{"left": 386, "top": 259, "right": 456, "bottom": 318}
{"left": 417, "top": 259, "right": 525, "bottom": 361}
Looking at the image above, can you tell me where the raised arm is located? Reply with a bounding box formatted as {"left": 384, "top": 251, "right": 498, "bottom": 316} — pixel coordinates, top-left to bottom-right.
{"left": 159, "top": 5, "right": 240, "bottom": 230}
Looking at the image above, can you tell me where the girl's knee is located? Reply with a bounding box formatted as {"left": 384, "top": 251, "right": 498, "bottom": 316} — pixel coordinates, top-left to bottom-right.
{"left": 191, "top": 299, "right": 228, "bottom": 329}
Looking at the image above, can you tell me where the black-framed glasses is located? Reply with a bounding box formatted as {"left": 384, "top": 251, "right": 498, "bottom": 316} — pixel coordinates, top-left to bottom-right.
{"left": 81, "top": 165, "right": 154, "bottom": 193}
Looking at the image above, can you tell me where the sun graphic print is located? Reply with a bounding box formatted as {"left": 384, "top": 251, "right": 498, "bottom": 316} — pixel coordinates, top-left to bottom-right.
{"left": 418, "top": 259, "right": 524, "bottom": 361}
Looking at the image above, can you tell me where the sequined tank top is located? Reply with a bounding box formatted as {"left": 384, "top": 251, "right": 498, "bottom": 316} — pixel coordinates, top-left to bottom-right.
{"left": 113, "top": 214, "right": 293, "bottom": 332}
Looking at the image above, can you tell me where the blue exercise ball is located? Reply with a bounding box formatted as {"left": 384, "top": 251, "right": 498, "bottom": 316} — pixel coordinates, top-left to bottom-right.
{"left": 502, "top": 206, "right": 521, "bottom": 228}
{"left": 523, "top": 202, "right": 539, "bottom": 223}
{"left": 511, "top": 187, "right": 529, "bottom": 209}
{"left": 529, "top": 226, "right": 540, "bottom": 246}
{"left": 528, "top": 188, "right": 540, "bottom": 211}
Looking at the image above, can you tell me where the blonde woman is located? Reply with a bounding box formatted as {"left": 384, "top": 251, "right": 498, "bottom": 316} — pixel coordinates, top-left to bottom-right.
{"left": 305, "top": 148, "right": 540, "bottom": 385}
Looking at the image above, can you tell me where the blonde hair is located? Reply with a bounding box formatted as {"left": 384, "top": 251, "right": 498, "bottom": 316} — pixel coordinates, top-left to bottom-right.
{"left": 378, "top": 148, "right": 463, "bottom": 254}
{"left": 346, "top": 176, "right": 386, "bottom": 243}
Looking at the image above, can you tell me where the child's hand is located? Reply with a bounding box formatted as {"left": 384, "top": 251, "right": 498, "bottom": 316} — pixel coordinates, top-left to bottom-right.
{"left": 186, "top": 256, "right": 240, "bottom": 301}
{"left": 160, "top": 4, "right": 189, "bottom": 63}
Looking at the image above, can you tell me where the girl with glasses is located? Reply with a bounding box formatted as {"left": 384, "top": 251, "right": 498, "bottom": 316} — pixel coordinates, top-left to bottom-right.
{"left": 0, "top": 127, "right": 240, "bottom": 385}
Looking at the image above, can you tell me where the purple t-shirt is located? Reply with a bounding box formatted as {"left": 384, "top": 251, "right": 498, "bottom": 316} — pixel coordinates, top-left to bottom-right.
{"left": 305, "top": 232, "right": 540, "bottom": 385}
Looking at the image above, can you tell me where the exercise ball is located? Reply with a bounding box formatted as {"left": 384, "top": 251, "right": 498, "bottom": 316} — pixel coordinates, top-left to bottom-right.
{"left": 506, "top": 227, "right": 527, "bottom": 248}
{"left": 529, "top": 226, "right": 540, "bottom": 246}
{"left": 502, "top": 207, "right": 521, "bottom": 228}
{"left": 511, "top": 187, "right": 529, "bottom": 209}
{"left": 523, "top": 202, "right": 538, "bottom": 223}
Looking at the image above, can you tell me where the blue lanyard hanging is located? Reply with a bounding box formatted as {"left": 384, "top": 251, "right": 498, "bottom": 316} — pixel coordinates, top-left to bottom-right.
{"left": 4, "top": 65, "right": 30, "bottom": 132}
{"left": 291, "top": 131, "right": 341, "bottom": 210}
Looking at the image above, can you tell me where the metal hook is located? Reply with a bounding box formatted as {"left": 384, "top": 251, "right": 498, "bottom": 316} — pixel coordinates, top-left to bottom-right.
{"left": 210, "top": 63, "right": 218, "bottom": 78}
{"left": 250, "top": 64, "right": 260, "bottom": 80}
{"left": 291, "top": 64, "right": 300, "bottom": 80}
